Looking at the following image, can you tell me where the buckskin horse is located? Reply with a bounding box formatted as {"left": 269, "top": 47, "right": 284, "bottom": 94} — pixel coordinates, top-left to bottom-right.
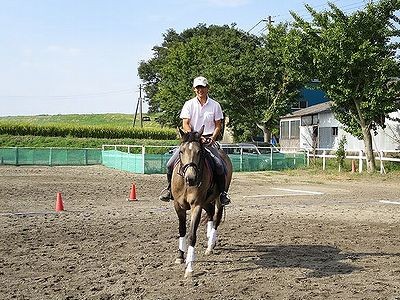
{"left": 171, "top": 126, "right": 232, "bottom": 278}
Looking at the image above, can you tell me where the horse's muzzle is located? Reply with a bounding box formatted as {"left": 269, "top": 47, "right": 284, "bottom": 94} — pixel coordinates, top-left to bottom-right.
{"left": 184, "top": 169, "right": 198, "bottom": 186}
{"left": 181, "top": 163, "right": 199, "bottom": 187}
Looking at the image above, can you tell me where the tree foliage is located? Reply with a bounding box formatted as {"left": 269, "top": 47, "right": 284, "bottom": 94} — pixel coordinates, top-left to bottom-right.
{"left": 291, "top": 0, "right": 400, "bottom": 172}
{"left": 254, "top": 23, "right": 311, "bottom": 141}
{"left": 138, "top": 24, "right": 306, "bottom": 141}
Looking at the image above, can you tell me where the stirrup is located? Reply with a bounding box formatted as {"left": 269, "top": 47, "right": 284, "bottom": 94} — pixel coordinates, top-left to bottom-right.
{"left": 220, "top": 192, "right": 231, "bottom": 206}
{"left": 159, "top": 188, "right": 172, "bottom": 202}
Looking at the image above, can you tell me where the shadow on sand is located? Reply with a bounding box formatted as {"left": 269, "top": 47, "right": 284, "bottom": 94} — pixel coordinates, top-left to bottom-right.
{"left": 217, "top": 244, "right": 400, "bottom": 278}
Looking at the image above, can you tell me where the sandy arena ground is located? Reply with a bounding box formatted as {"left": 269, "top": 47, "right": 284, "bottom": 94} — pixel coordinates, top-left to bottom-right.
{"left": 0, "top": 165, "right": 399, "bottom": 300}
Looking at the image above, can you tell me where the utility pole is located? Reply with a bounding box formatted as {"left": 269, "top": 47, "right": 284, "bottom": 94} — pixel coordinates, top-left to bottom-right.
{"left": 133, "top": 84, "right": 144, "bottom": 128}
{"left": 268, "top": 15, "right": 274, "bottom": 26}
{"left": 248, "top": 15, "right": 274, "bottom": 34}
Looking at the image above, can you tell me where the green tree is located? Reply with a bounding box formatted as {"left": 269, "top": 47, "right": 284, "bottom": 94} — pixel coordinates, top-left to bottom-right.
{"left": 291, "top": 0, "right": 400, "bottom": 172}
{"left": 336, "top": 135, "right": 347, "bottom": 172}
{"left": 255, "top": 23, "right": 311, "bottom": 142}
{"left": 139, "top": 24, "right": 262, "bottom": 138}
{"left": 138, "top": 24, "right": 306, "bottom": 141}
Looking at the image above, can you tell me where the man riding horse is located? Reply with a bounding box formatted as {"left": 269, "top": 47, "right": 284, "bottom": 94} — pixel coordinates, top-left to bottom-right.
{"left": 159, "top": 76, "right": 231, "bottom": 206}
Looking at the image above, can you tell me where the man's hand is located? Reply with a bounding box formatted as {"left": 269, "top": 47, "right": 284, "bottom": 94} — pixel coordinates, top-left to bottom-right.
{"left": 201, "top": 136, "right": 214, "bottom": 146}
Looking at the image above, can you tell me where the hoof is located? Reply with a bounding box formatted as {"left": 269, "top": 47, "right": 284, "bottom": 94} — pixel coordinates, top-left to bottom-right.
{"left": 175, "top": 258, "right": 184, "bottom": 264}
{"left": 184, "top": 270, "right": 193, "bottom": 279}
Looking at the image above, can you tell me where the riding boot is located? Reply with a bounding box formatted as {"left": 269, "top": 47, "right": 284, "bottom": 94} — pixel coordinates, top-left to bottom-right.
{"left": 216, "top": 174, "right": 230, "bottom": 206}
{"left": 159, "top": 170, "right": 173, "bottom": 202}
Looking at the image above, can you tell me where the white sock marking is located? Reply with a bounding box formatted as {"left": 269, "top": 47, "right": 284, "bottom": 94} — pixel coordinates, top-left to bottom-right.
{"left": 186, "top": 246, "right": 195, "bottom": 264}
{"left": 207, "top": 221, "right": 213, "bottom": 238}
{"left": 179, "top": 237, "right": 186, "bottom": 252}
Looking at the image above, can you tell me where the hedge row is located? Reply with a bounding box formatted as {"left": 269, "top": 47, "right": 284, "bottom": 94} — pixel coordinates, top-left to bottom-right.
{"left": 0, "top": 122, "right": 177, "bottom": 140}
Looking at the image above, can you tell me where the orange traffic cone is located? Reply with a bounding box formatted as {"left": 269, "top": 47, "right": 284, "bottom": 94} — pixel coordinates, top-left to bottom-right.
{"left": 55, "top": 192, "right": 64, "bottom": 212}
{"left": 128, "top": 183, "right": 137, "bottom": 201}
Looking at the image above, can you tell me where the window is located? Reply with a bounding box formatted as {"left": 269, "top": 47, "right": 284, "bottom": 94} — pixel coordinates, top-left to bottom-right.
{"left": 301, "top": 115, "right": 312, "bottom": 126}
{"left": 281, "top": 120, "right": 300, "bottom": 140}
{"left": 280, "top": 121, "right": 289, "bottom": 139}
{"left": 290, "top": 120, "right": 300, "bottom": 139}
{"left": 292, "top": 100, "right": 308, "bottom": 109}
{"left": 332, "top": 127, "right": 338, "bottom": 136}
{"left": 313, "top": 126, "right": 318, "bottom": 138}
{"left": 312, "top": 114, "right": 319, "bottom": 125}
{"left": 301, "top": 114, "right": 318, "bottom": 126}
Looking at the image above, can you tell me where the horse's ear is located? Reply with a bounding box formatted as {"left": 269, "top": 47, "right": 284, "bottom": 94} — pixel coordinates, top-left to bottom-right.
{"left": 178, "top": 127, "right": 185, "bottom": 140}
{"left": 198, "top": 125, "right": 204, "bottom": 137}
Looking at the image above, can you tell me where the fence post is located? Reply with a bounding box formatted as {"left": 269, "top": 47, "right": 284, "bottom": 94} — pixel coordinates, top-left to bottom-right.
{"left": 380, "top": 150, "right": 384, "bottom": 174}
{"left": 322, "top": 150, "right": 326, "bottom": 170}
{"left": 240, "top": 147, "right": 243, "bottom": 172}
{"left": 15, "top": 147, "right": 19, "bottom": 165}
{"left": 49, "top": 148, "right": 53, "bottom": 166}
{"left": 270, "top": 148, "right": 273, "bottom": 170}
{"left": 358, "top": 150, "right": 363, "bottom": 173}
{"left": 84, "top": 149, "right": 88, "bottom": 165}
{"left": 141, "top": 145, "right": 146, "bottom": 174}
{"left": 304, "top": 149, "right": 307, "bottom": 167}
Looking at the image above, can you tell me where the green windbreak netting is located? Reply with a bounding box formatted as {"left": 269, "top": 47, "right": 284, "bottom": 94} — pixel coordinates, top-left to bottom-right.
{"left": 0, "top": 147, "right": 102, "bottom": 166}
{"left": 0, "top": 147, "right": 306, "bottom": 172}
{"left": 227, "top": 152, "right": 306, "bottom": 171}
{"left": 102, "top": 150, "right": 171, "bottom": 174}
{"left": 101, "top": 150, "right": 306, "bottom": 174}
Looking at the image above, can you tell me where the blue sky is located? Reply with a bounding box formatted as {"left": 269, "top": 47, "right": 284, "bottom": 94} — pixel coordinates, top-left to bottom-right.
{"left": 0, "top": 0, "right": 367, "bottom": 116}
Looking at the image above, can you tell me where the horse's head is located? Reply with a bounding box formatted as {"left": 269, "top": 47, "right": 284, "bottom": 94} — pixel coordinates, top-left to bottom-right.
{"left": 178, "top": 126, "right": 205, "bottom": 187}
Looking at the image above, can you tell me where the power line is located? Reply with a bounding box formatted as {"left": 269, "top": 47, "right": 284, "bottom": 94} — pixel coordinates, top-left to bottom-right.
{"left": 0, "top": 88, "right": 135, "bottom": 100}
{"left": 247, "top": 15, "right": 274, "bottom": 33}
{"left": 274, "top": 0, "right": 366, "bottom": 23}
{"left": 248, "top": 0, "right": 369, "bottom": 35}
{"left": 247, "top": 18, "right": 266, "bottom": 33}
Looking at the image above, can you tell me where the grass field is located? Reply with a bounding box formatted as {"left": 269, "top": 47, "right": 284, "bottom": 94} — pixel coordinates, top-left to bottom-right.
{"left": 0, "top": 113, "right": 160, "bottom": 128}
{"left": 0, "top": 113, "right": 178, "bottom": 148}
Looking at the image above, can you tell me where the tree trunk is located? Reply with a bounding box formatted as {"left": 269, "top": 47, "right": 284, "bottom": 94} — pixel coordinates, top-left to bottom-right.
{"left": 362, "top": 126, "right": 376, "bottom": 173}
{"left": 256, "top": 123, "right": 271, "bottom": 143}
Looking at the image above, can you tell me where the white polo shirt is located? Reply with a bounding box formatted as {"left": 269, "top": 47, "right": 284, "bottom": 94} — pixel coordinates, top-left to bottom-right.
{"left": 180, "top": 96, "right": 223, "bottom": 136}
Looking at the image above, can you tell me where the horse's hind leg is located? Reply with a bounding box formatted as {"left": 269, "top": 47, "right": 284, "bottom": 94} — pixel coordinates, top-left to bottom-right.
{"left": 214, "top": 203, "right": 224, "bottom": 229}
{"left": 175, "top": 206, "right": 187, "bottom": 264}
{"left": 203, "top": 203, "right": 215, "bottom": 238}
{"left": 204, "top": 203, "right": 216, "bottom": 255}
{"left": 206, "top": 203, "right": 224, "bottom": 255}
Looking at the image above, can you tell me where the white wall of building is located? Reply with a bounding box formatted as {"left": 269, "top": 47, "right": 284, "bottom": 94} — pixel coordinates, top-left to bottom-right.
{"left": 300, "top": 110, "right": 400, "bottom": 151}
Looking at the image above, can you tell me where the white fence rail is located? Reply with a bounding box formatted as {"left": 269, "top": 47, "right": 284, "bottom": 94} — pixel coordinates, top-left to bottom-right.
{"left": 305, "top": 148, "right": 400, "bottom": 173}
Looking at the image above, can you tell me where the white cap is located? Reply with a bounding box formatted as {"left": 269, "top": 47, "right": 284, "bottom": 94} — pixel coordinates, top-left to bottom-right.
{"left": 193, "top": 76, "right": 208, "bottom": 87}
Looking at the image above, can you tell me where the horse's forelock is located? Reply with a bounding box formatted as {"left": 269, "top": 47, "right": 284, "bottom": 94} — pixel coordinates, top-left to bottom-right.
{"left": 182, "top": 131, "right": 201, "bottom": 143}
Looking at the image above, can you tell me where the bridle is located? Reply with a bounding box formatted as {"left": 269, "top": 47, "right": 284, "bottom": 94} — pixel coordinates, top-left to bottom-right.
{"left": 178, "top": 140, "right": 205, "bottom": 187}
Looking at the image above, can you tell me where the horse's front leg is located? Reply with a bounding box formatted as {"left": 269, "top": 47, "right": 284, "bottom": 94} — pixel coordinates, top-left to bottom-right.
{"left": 174, "top": 203, "right": 187, "bottom": 264}
{"left": 185, "top": 204, "right": 202, "bottom": 278}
